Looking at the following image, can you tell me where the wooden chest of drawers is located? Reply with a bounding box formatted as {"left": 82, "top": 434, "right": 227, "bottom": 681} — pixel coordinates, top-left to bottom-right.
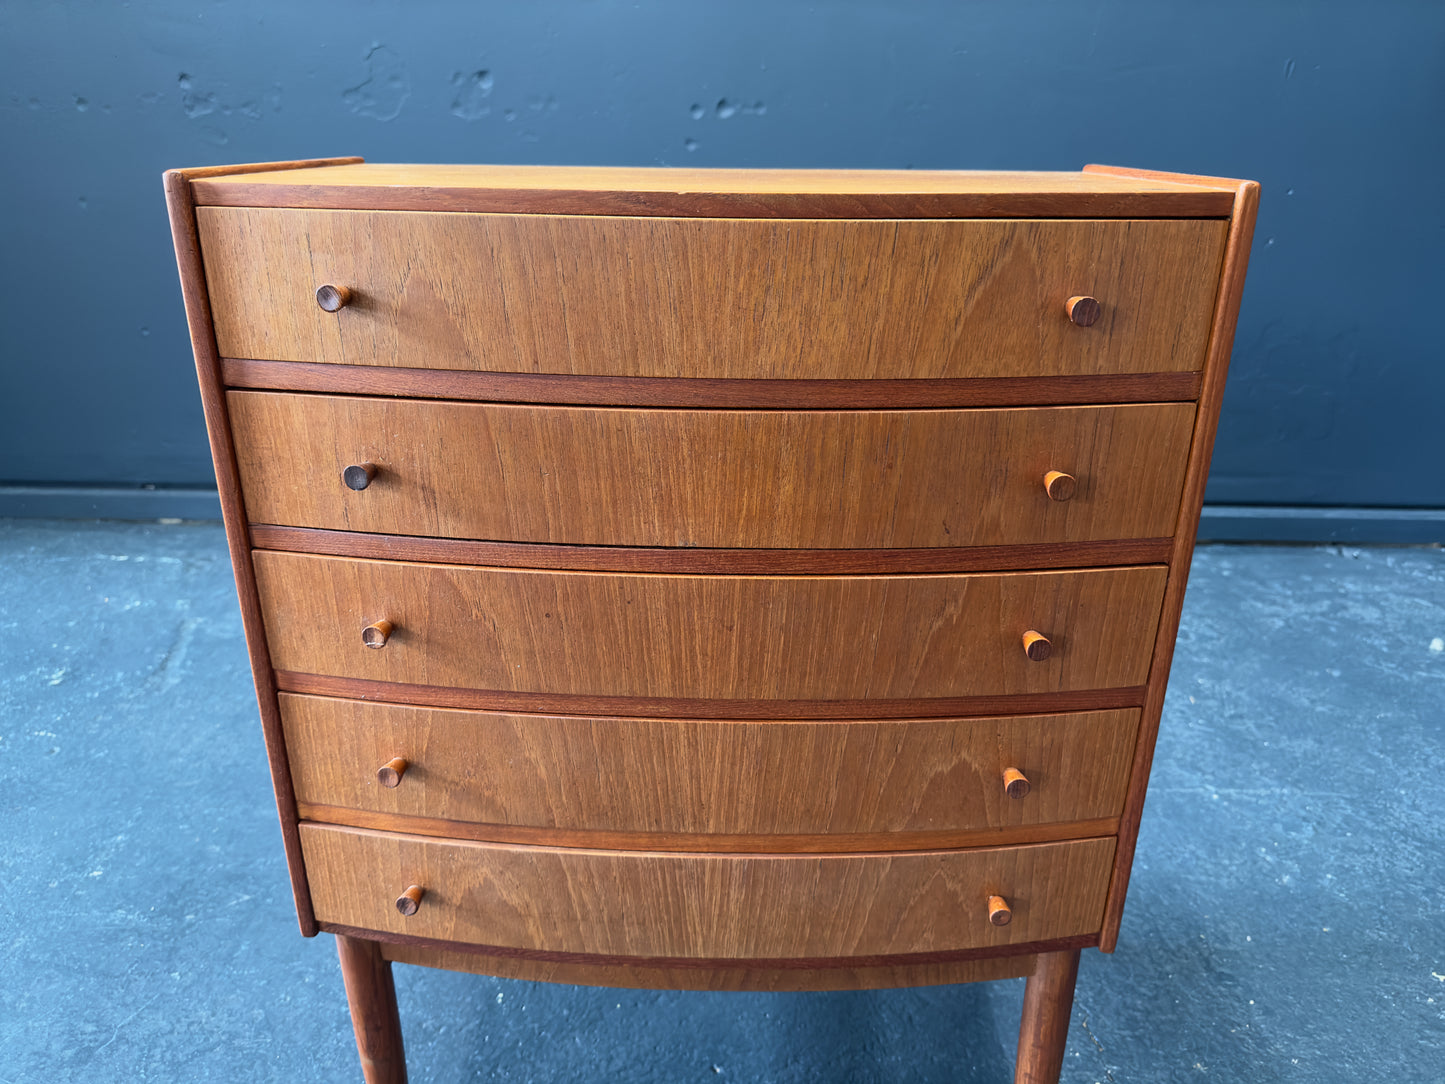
{"left": 165, "top": 159, "right": 1256, "bottom": 1083}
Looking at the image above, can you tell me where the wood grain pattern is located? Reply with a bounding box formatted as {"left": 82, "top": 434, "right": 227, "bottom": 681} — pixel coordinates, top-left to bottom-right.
{"left": 376, "top": 758, "right": 408, "bottom": 788}
{"left": 1022, "top": 630, "right": 1053, "bottom": 662}
{"left": 300, "top": 825, "right": 1116, "bottom": 958}
{"left": 274, "top": 670, "right": 1148, "bottom": 721}
{"left": 361, "top": 620, "right": 393, "bottom": 649}
{"left": 296, "top": 803, "right": 1119, "bottom": 855}
{"left": 172, "top": 158, "right": 1258, "bottom": 1069}
{"left": 163, "top": 166, "right": 319, "bottom": 935}
{"left": 988, "top": 895, "right": 1013, "bottom": 926}
{"left": 280, "top": 693, "right": 1139, "bottom": 839}
{"left": 341, "top": 920, "right": 1096, "bottom": 971}
{"left": 1093, "top": 170, "right": 1261, "bottom": 952}
{"left": 250, "top": 524, "right": 1175, "bottom": 576}
{"left": 221, "top": 357, "right": 1204, "bottom": 409}
{"left": 1065, "top": 296, "right": 1102, "bottom": 328}
{"left": 335, "top": 934, "right": 407, "bottom": 1084}
{"left": 231, "top": 393, "right": 1196, "bottom": 549}
{"left": 1043, "top": 471, "right": 1078, "bottom": 502}
{"left": 169, "top": 157, "right": 364, "bottom": 181}
{"left": 382, "top": 940, "right": 1036, "bottom": 991}
{"left": 394, "top": 885, "right": 424, "bottom": 916}
{"left": 190, "top": 162, "right": 1237, "bottom": 217}
{"left": 1015, "top": 947, "right": 1081, "bottom": 1084}
{"left": 315, "top": 283, "right": 353, "bottom": 312}
{"left": 1003, "top": 767, "right": 1032, "bottom": 800}
{"left": 199, "top": 209, "right": 1227, "bottom": 378}
{"left": 1082, "top": 164, "right": 1245, "bottom": 191}
{"left": 253, "top": 553, "right": 1168, "bottom": 701}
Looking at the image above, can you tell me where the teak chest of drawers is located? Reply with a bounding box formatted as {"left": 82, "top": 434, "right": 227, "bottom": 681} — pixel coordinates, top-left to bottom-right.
{"left": 165, "top": 159, "right": 1257, "bottom": 1083}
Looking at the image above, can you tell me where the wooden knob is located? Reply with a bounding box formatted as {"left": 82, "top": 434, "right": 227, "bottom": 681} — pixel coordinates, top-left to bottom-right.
{"left": 1022, "top": 630, "right": 1052, "bottom": 662}
{"left": 316, "top": 284, "right": 353, "bottom": 312}
{"left": 395, "top": 885, "right": 425, "bottom": 916}
{"left": 1003, "top": 768, "right": 1031, "bottom": 799}
{"left": 1043, "top": 470, "right": 1077, "bottom": 502}
{"left": 987, "top": 895, "right": 1013, "bottom": 927}
{"left": 1066, "top": 295, "right": 1101, "bottom": 327}
{"left": 377, "top": 757, "right": 409, "bottom": 788}
{"left": 342, "top": 463, "right": 377, "bottom": 491}
{"left": 362, "top": 620, "right": 394, "bottom": 649}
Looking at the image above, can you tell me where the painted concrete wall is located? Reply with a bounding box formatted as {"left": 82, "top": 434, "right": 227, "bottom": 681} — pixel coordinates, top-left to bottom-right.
{"left": 2, "top": 2, "right": 1441, "bottom": 526}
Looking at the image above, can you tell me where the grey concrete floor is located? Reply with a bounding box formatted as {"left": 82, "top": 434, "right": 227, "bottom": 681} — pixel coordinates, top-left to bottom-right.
{"left": 1, "top": 519, "right": 1441, "bottom": 1083}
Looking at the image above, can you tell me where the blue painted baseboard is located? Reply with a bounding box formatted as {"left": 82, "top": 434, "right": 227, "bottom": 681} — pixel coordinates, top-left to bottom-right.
{"left": 0, "top": 486, "right": 223, "bottom": 522}
{"left": 1, "top": 487, "right": 1441, "bottom": 544}
{"left": 1197, "top": 505, "right": 1445, "bottom": 545}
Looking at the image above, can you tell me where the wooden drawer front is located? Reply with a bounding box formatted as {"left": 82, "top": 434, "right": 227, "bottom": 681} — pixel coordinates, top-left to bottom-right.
{"left": 283, "top": 693, "right": 1139, "bottom": 842}
{"left": 300, "top": 824, "right": 1115, "bottom": 958}
{"left": 199, "top": 208, "right": 1226, "bottom": 378}
{"left": 231, "top": 392, "right": 1195, "bottom": 548}
{"left": 254, "top": 553, "right": 1166, "bottom": 700}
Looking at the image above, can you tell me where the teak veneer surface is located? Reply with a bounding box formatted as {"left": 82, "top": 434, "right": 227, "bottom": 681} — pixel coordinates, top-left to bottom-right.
{"left": 247, "top": 524, "right": 1175, "bottom": 576}
{"left": 230, "top": 393, "right": 1196, "bottom": 548}
{"left": 252, "top": 552, "right": 1168, "bottom": 701}
{"left": 1090, "top": 168, "right": 1260, "bottom": 951}
{"left": 380, "top": 941, "right": 1037, "bottom": 992}
{"left": 163, "top": 166, "right": 320, "bottom": 935}
{"left": 273, "top": 672, "right": 1147, "bottom": 723}
{"left": 281, "top": 694, "right": 1139, "bottom": 839}
{"left": 190, "top": 163, "right": 1238, "bottom": 218}
{"left": 220, "top": 358, "right": 1204, "bottom": 410}
{"left": 168, "top": 158, "right": 1259, "bottom": 1084}
{"left": 1016, "top": 949, "right": 1083, "bottom": 1084}
{"left": 199, "top": 209, "right": 1226, "bottom": 379}
{"left": 300, "top": 825, "right": 1115, "bottom": 959}
{"left": 335, "top": 935, "right": 406, "bottom": 1084}
{"left": 295, "top": 805, "right": 1119, "bottom": 856}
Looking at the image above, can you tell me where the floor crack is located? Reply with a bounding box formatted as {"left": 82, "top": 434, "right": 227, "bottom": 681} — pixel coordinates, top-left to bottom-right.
{"left": 1078, "top": 1012, "right": 1117, "bottom": 1083}
{"left": 94, "top": 992, "right": 160, "bottom": 1056}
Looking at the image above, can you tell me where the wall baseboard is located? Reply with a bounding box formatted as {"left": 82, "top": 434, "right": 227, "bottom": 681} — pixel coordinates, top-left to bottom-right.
{"left": 1198, "top": 505, "right": 1445, "bottom": 545}
{"left": 1, "top": 488, "right": 1441, "bottom": 545}
{"left": 0, "top": 486, "right": 223, "bottom": 522}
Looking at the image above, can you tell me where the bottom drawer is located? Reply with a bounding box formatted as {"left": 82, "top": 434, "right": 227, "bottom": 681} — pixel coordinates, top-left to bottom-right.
{"left": 300, "top": 824, "right": 1115, "bottom": 960}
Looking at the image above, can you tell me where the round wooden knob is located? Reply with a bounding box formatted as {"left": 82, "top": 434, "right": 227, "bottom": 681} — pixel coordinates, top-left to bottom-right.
{"left": 342, "top": 463, "right": 377, "bottom": 491}
{"left": 316, "top": 284, "right": 353, "bottom": 312}
{"left": 362, "top": 620, "right": 394, "bottom": 649}
{"left": 1003, "top": 768, "right": 1031, "bottom": 799}
{"left": 395, "top": 885, "right": 425, "bottom": 916}
{"left": 377, "top": 757, "right": 409, "bottom": 788}
{"left": 1022, "top": 630, "right": 1052, "bottom": 662}
{"left": 987, "top": 895, "right": 1012, "bottom": 927}
{"left": 1066, "top": 295, "right": 1101, "bottom": 327}
{"left": 1043, "top": 470, "right": 1077, "bottom": 502}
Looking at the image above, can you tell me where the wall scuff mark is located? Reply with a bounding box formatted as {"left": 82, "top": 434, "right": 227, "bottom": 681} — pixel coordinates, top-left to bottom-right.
{"left": 342, "top": 44, "right": 410, "bottom": 121}
{"left": 450, "top": 69, "right": 493, "bottom": 120}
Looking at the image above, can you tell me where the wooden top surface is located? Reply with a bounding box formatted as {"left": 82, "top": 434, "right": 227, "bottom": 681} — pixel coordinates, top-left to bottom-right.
{"left": 188, "top": 162, "right": 1238, "bottom": 217}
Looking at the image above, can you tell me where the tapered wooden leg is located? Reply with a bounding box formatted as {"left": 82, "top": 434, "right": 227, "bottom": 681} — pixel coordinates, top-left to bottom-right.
{"left": 1014, "top": 948, "right": 1081, "bottom": 1084}
{"left": 336, "top": 934, "right": 408, "bottom": 1084}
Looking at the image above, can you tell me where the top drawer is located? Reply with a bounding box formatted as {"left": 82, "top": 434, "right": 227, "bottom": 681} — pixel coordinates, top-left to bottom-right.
{"left": 198, "top": 209, "right": 1227, "bottom": 379}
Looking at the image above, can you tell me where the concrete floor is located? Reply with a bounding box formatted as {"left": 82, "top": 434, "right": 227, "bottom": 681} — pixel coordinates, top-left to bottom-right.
{"left": 1, "top": 519, "right": 1441, "bottom": 1083}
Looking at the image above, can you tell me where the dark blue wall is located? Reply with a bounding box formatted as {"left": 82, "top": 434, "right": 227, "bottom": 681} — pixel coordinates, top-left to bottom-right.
{"left": 2, "top": 2, "right": 1442, "bottom": 532}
